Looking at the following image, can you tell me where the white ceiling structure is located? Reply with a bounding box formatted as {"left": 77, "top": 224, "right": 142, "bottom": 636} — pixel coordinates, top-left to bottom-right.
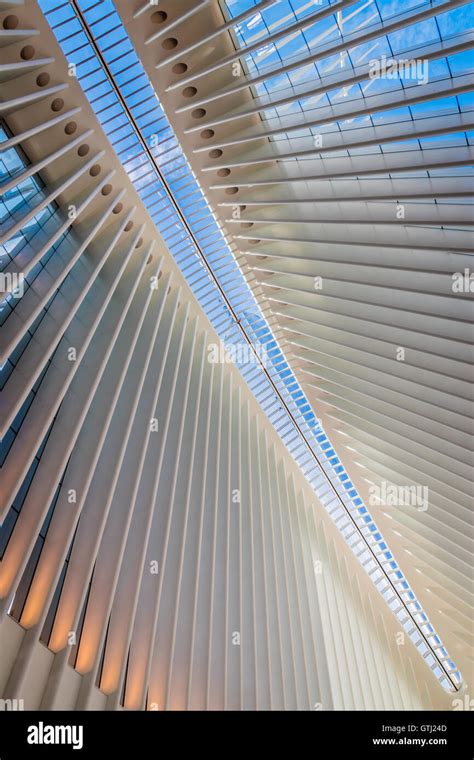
{"left": 0, "top": 0, "right": 472, "bottom": 711}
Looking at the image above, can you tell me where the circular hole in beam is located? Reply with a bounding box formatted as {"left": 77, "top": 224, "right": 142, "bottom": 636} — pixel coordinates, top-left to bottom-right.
{"left": 135, "top": 238, "right": 143, "bottom": 248}
{"left": 209, "top": 149, "right": 223, "bottom": 159}
{"left": 172, "top": 62, "right": 187, "bottom": 75}
{"left": 77, "top": 144, "right": 90, "bottom": 157}
{"left": 20, "top": 45, "right": 35, "bottom": 60}
{"left": 89, "top": 165, "right": 101, "bottom": 177}
{"left": 225, "top": 187, "right": 239, "bottom": 195}
{"left": 217, "top": 168, "right": 231, "bottom": 177}
{"left": 200, "top": 129, "right": 214, "bottom": 139}
{"left": 124, "top": 221, "right": 134, "bottom": 232}
{"left": 113, "top": 203, "right": 123, "bottom": 214}
{"left": 162, "top": 37, "right": 178, "bottom": 50}
{"left": 65, "top": 122, "right": 77, "bottom": 135}
{"left": 191, "top": 108, "right": 206, "bottom": 119}
{"left": 101, "top": 184, "right": 112, "bottom": 196}
{"left": 151, "top": 10, "right": 167, "bottom": 23}
{"left": 3, "top": 15, "right": 19, "bottom": 29}
{"left": 182, "top": 86, "right": 197, "bottom": 98}
{"left": 51, "top": 98, "right": 64, "bottom": 112}
{"left": 36, "top": 72, "right": 50, "bottom": 87}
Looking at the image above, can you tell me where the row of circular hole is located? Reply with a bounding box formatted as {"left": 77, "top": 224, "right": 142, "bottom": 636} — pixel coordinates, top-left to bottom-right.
{"left": 147, "top": 10, "right": 194, "bottom": 92}
{"left": 150, "top": 9, "right": 178, "bottom": 52}
{"left": 150, "top": 8, "right": 258, "bottom": 240}
{"left": 148, "top": 24, "right": 224, "bottom": 167}
{"left": 3, "top": 11, "right": 197, "bottom": 277}
{"left": 190, "top": 50, "right": 256, "bottom": 242}
{"left": 6, "top": 20, "right": 250, "bottom": 253}
{"left": 39, "top": 87, "right": 144, "bottom": 246}
{"left": 150, "top": 15, "right": 254, "bottom": 228}
{"left": 148, "top": 9, "right": 214, "bottom": 129}
{"left": 9, "top": 12, "right": 208, "bottom": 138}
{"left": 19, "top": 6, "right": 251, "bottom": 244}
{"left": 153, "top": 0, "right": 231, "bottom": 224}
{"left": 3, "top": 16, "right": 151, "bottom": 259}
{"left": 148, "top": 8, "right": 260, "bottom": 243}
{"left": 146, "top": 19, "right": 230, "bottom": 181}
{"left": 147, "top": 9, "right": 215, "bottom": 129}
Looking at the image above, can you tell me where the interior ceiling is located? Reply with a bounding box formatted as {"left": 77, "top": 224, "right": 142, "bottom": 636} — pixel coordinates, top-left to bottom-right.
{"left": 0, "top": 0, "right": 472, "bottom": 710}
{"left": 115, "top": 0, "right": 473, "bottom": 688}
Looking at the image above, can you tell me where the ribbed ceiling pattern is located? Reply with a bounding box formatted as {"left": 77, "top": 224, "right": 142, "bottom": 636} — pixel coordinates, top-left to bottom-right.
{"left": 0, "top": 0, "right": 472, "bottom": 710}
{"left": 2, "top": 0, "right": 463, "bottom": 712}
{"left": 114, "top": 0, "right": 473, "bottom": 700}
{"left": 0, "top": 0, "right": 333, "bottom": 710}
